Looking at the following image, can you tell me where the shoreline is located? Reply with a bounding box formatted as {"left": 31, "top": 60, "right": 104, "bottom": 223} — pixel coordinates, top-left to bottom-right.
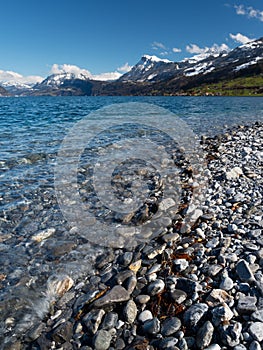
{"left": 2, "top": 122, "right": 263, "bottom": 350}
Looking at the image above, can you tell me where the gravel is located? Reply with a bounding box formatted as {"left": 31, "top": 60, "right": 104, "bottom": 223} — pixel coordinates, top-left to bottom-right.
{"left": 2, "top": 122, "right": 262, "bottom": 350}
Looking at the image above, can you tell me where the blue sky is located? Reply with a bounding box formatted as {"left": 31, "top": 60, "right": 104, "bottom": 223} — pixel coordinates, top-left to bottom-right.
{"left": 0, "top": 0, "right": 262, "bottom": 82}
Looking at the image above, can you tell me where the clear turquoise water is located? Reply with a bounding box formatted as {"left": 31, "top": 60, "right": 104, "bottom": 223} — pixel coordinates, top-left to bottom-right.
{"left": 0, "top": 96, "right": 263, "bottom": 341}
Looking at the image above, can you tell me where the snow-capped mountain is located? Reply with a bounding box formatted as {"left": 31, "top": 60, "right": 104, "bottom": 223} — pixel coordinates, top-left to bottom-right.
{"left": 0, "top": 70, "right": 43, "bottom": 94}
{"left": 1, "top": 37, "right": 262, "bottom": 96}
{"left": 35, "top": 72, "right": 91, "bottom": 88}
{"left": 120, "top": 37, "right": 262, "bottom": 84}
{"left": 119, "top": 55, "right": 178, "bottom": 82}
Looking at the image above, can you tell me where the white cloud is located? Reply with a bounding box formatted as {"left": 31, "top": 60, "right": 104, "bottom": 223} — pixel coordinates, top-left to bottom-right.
{"left": 235, "top": 4, "right": 246, "bottom": 15}
{"left": 172, "top": 47, "right": 182, "bottom": 53}
{"left": 186, "top": 43, "right": 230, "bottom": 54}
{"left": 160, "top": 51, "right": 169, "bottom": 56}
{"left": 234, "top": 4, "right": 263, "bottom": 21}
{"left": 230, "top": 33, "right": 254, "bottom": 44}
{"left": 50, "top": 63, "right": 122, "bottom": 81}
{"left": 117, "top": 62, "right": 132, "bottom": 73}
{"left": 152, "top": 41, "right": 166, "bottom": 50}
{"left": 0, "top": 69, "right": 43, "bottom": 85}
{"left": 50, "top": 63, "right": 92, "bottom": 78}
{"left": 93, "top": 71, "right": 122, "bottom": 81}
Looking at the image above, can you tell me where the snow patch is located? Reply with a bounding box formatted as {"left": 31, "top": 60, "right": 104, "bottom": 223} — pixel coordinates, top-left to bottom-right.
{"left": 234, "top": 57, "right": 262, "bottom": 71}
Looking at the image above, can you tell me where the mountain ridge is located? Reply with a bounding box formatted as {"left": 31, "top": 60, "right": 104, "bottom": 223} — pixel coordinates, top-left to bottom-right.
{"left": 1, "top": 37, "right": 262, "bottom": 96}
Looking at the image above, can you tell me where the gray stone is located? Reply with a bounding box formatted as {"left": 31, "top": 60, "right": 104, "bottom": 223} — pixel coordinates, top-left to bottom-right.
{"left": 204, "top": 345, "right": 221, "bottom": 350}
{"left": 135, "top": 294, "right": 151, "bottom": 304}
{"left": 123, "top": 300, "right": 137, "bottom": 323}
{"left": 173, "top": 259, "right": 189, "bottom": 272}
{"left": 138, "top": 310, "right": 153, "bottom": 323}
{"left": 170, "top": 289, "right": 187, "bottom": 304}
{"left": 237, "top": 295, "right": 257, "bottom": 314}
{"left": 219, "top": 322, "right": 242, "bottom": 347}
{"left": 206, "top": 289, "right": 233, "bottom": 306}
{"left": 249, "top": 341, "right": 262, "bottom": 350}
{"left": 211, "top": 303, "right": 234, "bottom": 326}
{"left": 25, "top": 322, "right": 45, "bottom": 341}
{"left": 236, "top": 259, "right": 254, "bottom": 283}
{"left": 115, "top": 338, "right": 126, "bottom": 349}
{"left": 93, "top": 330, "right": 112, "bottom": 350}
{"left": 125, "top": 275, "right": 137, "bottom": 294}
{"left": 176, "top": 277, "right": 200, "bottom": 294}
{"left": 249, "top": 322, "right": 263, "bottom": 342}
{"left": 196, "top": 321, "right": 214, "bottom": 349}
{"left": 160, "top": 337, "right": 178, "bottom": 350}
{"left": 251, "top": 309, "right": 263, "bottom": 322}
{"left": 141, "top": 317, "right": 160, "bottom": 335}
{"left": 115, "top": 270, "right": 134, "bottom": 284}
{"left": 96, "top": 251, "right": 115, "bottom": 269}
{"left": 183, "top": 303, "right": 208, "bottom": 327}
{"left": 161, "top": 317, "right": 181, "bottom": 336}
{"left": 228, "top": 223, "right": 238, "bottom": 232}
{"left": 220, "top": 276, "right": 234, "bottom": 291}
{"left": 52, "top": 321, "right": 74, "bottom": 344}
{"left": 147, "top": 279, "right": 165, "bottom": 296}
{"left": 101, "top": 312, "right": 118, "bottom": 330}
{"left": 177, "top": 338, "right": 188, "bottom": 350}
{"left": 119, "top": 252, "right": 133, "bottom": 266}
{"left": 208, "top": 264, "right": 223, "bottom": 276}
{"left": 93, "top": 285, "right": 130, "bottom": 308}
{"left": 162, "top": 232, "right": 180, "bottom": 243}
{"left": 233, "top": 346, "right": 247, "bottom": 350}
{"left": 82, "top": 309, "right": 105, "bottom": 335}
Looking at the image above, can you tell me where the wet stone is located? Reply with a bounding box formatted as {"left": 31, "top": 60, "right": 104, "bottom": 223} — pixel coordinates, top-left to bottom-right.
{"left": 25, "top": 322, "right": 45, "bottom": 342}
{"left": 52, "top": 321, "right": 74, "bottom": 344}
{"left": 160, "top": 316, "right": 181, "bottom": 336}
{"left": 96, "top": 251, "right": 115, "bottom": 269}
{"left": 196, "top": 321, "right": 214, "bottom": 349}
{"left": 82, "top": 309, "right": 105, "bottom": 335}
{"left": 118, "top": 252, "right": 133, "bottom": 266}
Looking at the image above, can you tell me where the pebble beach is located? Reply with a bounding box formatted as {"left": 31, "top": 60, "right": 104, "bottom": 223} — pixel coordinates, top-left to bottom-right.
{"left": 3, "top": 121, "right": 263, "bottom": 350}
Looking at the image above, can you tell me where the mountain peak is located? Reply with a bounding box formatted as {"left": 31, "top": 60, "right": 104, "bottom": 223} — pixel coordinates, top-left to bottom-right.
{"left": 141, "top": 55, "right": 172, "bottom": 63}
